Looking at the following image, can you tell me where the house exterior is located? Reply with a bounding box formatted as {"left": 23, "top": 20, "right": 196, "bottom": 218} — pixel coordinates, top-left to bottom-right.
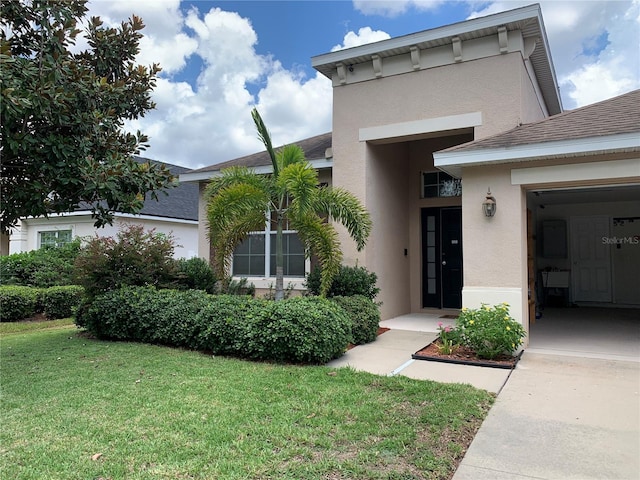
{"left": 182, "top": 4, "right": 639, "bottom": 341}
{"left": 8, "top": 158, "right": 200, "bottom": 259}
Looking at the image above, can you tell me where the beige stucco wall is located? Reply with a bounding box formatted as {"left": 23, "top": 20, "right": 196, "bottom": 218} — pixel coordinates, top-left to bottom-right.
{"left": 460, "top": 164, "right": 528, "bottom": 332}
{"left": 332, "top": 52, "right": 543, "bottom": 319}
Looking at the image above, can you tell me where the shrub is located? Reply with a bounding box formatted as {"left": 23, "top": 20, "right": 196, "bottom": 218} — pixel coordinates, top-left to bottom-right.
{"left": 305, "top": 265, "right": 380, "bottom": 300}
{"left": 73, "top": 225, "right": 179, "bottom": 299}
{"left": 76, "top": 288, "right": 350, "bottom": 364}
{"left": 76, "top": 286, "right": 212, "bottom": 344}
{"left": 332, "top": 295, "right": 380, "bottom": 345}
{"left": 456, "top": 303, "right": 526, "bottom": 359}
{"left": 250, "top": 297, "right": 352, "bottom": 364}
{"left": 40, "top": 285, "right": 85, "bottom": 320}
{"left": 175, "top": 257, "right": 217, "bottom": 293}
{"left": 194, "top": 295, "right": 265, "bottom": 354}
{"left": 0, "top": 239, "right": 81, "bottom": 287}
{"left": 0, "top": 286, "right": 40, "bottom": 321}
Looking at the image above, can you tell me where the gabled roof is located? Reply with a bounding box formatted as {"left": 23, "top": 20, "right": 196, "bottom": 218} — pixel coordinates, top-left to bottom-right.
{"left": 434, "top": 89, "right": 640, "bottom": 174}
{"left": 137, "top": 158, "right": 198, "bottom": 221}
{"left": 312, "top": 3, "right": 562, "bottom": 115}
{"left": 78, "top": 157, "right": 199, "bottom": 221}
{"left": 180, "top": 132, "right": 332, "bottom": 183}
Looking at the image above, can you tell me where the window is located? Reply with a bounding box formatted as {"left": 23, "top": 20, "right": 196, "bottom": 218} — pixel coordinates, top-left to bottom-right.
{"left": 422, "top": 171, "right": 462, "bottom": 198}
{"left": 39, "top": 230, "right": 72, "bottom": 249}
{"left": 233, "top": 230, "right": 306, "bottom": 278}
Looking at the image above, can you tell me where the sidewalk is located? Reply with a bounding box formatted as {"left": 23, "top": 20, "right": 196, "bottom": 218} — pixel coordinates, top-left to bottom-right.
{"left": 326, "top": 320, "right": 513, "bottom": 394}
{"left": 453, "top": 352, "right": 640, "bottom": 480}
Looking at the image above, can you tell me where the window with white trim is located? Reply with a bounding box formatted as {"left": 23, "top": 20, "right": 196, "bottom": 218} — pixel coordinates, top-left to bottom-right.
{"left": 232, "top": 229, "right": 306, "bottom": 278}
{"left": 39, "top": 230, "right": 72, "bottom": 248}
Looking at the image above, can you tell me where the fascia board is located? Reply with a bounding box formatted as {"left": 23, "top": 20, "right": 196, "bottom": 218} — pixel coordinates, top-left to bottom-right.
{"left": 433, "top": 132, "right": 640, "bottom": 167}
{"left": 179, "top": 158, "right": 332, "bottom": 183}
{"left": 311, "top": 4, "right": 540, "bottom": 68}
{"left": 22, "top": 212, "right": 199, "bottom": 225}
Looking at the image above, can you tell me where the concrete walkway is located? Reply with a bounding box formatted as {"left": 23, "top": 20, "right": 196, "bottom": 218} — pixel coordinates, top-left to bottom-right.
{"left": 327, "top": 324, "right": 513, "bottom": 394}
{"left": 328, "top": 313, "right": 640, "bottom": 479}
{"left": 454, "top": 352, "right": 640, "bottom": 480}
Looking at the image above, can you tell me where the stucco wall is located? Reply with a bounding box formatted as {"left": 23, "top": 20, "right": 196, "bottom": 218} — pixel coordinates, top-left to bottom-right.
{"left": 332, "top": 53, "right": 538, "bottom": 319}
{"left": 364, "top": 142, "right": 411, "bottom": 318}
{"left": 10, "top": 215, "right": 198, "bottom": 259}
{"left": 460, "top": 164, "right": 528, "bottom": 329}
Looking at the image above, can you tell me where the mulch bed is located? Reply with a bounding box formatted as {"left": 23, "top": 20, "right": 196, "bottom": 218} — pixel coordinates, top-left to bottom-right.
{"left": 413, "top": 338, "right": 521, "bottom": 369}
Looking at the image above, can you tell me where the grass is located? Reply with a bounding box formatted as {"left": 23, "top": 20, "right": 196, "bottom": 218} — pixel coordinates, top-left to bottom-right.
{"left": 1, "top": 320, "right": 494, "bottom": 480}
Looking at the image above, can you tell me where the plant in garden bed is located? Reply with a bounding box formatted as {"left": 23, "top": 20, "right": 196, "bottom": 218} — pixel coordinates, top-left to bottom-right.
{"left": 436, "top": 322, "right": 461, "bottom": 354}
{"left": 456, "top": 303, "right": 526, "bottom": 359}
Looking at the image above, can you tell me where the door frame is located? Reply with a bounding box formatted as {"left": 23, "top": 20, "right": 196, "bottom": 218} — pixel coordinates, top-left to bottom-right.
{"left": 421, "top": 206, "right": 463, "bottom": 309}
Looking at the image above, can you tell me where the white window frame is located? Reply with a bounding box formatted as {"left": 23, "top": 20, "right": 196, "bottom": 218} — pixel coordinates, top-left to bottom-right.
{"left": 231, "top": 217, "right": 310, "bottom": 290}
{"left": 37, "top": 228, "right": 73, "bottom": 249}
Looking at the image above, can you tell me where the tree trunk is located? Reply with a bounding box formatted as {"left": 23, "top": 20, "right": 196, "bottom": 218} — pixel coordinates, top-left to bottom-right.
{"left": 275, "top": 217, "right": 284, "bottom": 301}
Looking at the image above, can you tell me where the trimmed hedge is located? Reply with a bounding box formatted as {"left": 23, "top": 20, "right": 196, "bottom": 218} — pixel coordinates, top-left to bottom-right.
{"left": 76, "top": 287, "right": 351, "bottom": 364}
{"left": 249, "top": 297, "right": 352, "bottom": 364}
{"left": 40, "top": 285, "right": 86, "bottom": 320}
{"left": 332, "top": 295, "right": 380, "bottom": 345}
{"left": 0, "top": 240, "right": 81, "bottom": 287}
{"left": 0, "top": 285, "right": 85, "bottom": 321}
{"left": 0, "top": 286, "right": 40, "bottom": 322}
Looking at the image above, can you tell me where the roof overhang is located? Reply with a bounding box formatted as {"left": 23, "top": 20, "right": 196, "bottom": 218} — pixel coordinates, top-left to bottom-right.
{"left": 20, "top": 211, "right": 199, "bottom": 225}
{"left": 433, "top": 132, "right": 640, "bottom": 177}
{"left": 179, "top": 157, "right": 333, "bottom": 184}
{"left": 312, "top": 3, "right": 562, "bottom": 115}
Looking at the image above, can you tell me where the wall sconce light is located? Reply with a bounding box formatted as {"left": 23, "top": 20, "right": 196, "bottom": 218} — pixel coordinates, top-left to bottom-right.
{"left": 482, "top": 188, "right": 496, "bottom": 217}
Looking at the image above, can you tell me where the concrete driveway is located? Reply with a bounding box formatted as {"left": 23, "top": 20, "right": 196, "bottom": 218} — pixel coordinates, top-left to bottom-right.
{"left": 453, "top": 352, "right": 640, "bottom": 480}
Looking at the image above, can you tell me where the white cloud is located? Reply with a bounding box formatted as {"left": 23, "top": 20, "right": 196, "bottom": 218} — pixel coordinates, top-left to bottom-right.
{"left": 331, "top": 27, "right": 391, "bottom": 51}
{"left": 85, "top": 1, "right": 333, "bottom": 170}
{"left": 467, "top": 1, "right": 640, "bottom": 109}
{"left": 354, "top": 0, "right": 445, "bottom": 17}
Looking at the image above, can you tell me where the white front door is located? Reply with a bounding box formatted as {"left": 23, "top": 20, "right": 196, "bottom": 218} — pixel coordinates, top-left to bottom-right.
{"left": 570, "top": 216, "right": 612, "bottom": 302}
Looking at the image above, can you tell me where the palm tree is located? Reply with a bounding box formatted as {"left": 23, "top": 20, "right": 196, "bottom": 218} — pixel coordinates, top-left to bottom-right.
{"left": 206, "top": 108, "right": 372, "bottom": 300}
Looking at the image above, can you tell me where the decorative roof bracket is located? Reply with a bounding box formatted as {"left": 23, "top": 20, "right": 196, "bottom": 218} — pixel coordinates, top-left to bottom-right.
{"left": 372, "top": 54, "right": 382, "bottom": 78}
{"left": 452, "top": 36, "right": 462, "bottom": 62}
{"left": 336, "top": 62, "right": 347, "bottom": 85}
{"left": 498, "top": 26, "right": 508, "bottom": 53}
{"left": 410, "top": 46, "right": 421, "bottom": 70}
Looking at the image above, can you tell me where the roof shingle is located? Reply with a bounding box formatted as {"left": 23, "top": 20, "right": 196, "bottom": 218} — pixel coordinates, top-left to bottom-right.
{"left": 187, "top": 132, "right": 332, "bottom": 174}
{"left": 443, "top": 89, "right": 640, "bottom": 153}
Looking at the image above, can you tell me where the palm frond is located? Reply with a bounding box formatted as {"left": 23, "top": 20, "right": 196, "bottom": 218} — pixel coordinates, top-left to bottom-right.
{"left": 278, "top": 162, "right": 318, "bottom": 216}
{"left": 207, "top": 182, "right": 270, "bottom": 279}
{"left": 277, "top": 144, "right": 306, "bottom": 170}
{"left": 251, "top": 108, "right": 278, "bottom": 176}
{"left": 205, "top": 166, "right": 270, "bottom": 200}
{"left": 313, "top": 187, "right": 372, "bottom": 251}
{"left": 293, "top": 215, "right": 342, "bottom": 296}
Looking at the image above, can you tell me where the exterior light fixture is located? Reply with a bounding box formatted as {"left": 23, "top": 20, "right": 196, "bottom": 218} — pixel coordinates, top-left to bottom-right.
{"left": 483, "top": 188, "right": 496, "bottom": 217}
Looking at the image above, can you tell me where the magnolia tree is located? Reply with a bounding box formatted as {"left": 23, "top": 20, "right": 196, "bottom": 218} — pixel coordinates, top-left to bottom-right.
{"left": 0, "top": 0, "right": 175, "bottom": 233}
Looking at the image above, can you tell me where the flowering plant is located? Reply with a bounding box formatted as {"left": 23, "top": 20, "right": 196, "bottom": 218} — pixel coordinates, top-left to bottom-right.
{"left": 436, "top": 322, "right": 460, "bottom": 354}
{"left": 456, "top": 303, "right": 525, "bottom": 359}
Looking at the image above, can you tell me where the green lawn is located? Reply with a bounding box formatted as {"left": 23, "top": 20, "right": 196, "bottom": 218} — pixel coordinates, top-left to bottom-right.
{"left": 1, "top": 321, "right": 494, "bottom": 480}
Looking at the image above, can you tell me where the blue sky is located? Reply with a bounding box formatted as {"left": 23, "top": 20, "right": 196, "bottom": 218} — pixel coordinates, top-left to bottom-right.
{"left": 86, "top": 0, "right": 639, "bottom": 169}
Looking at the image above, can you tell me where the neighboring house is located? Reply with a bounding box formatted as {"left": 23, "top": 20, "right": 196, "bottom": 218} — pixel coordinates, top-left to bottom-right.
{"left": 8, "top": 158, "right": 199, "bottom": 259}
{"left": 181, "top": 4, "right": 640, "bottom": 341}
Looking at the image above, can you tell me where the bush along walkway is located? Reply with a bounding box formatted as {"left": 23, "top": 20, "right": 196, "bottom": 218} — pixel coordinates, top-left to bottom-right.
{"left": 1, "top": 323, "right": 494, "bottom": 480}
